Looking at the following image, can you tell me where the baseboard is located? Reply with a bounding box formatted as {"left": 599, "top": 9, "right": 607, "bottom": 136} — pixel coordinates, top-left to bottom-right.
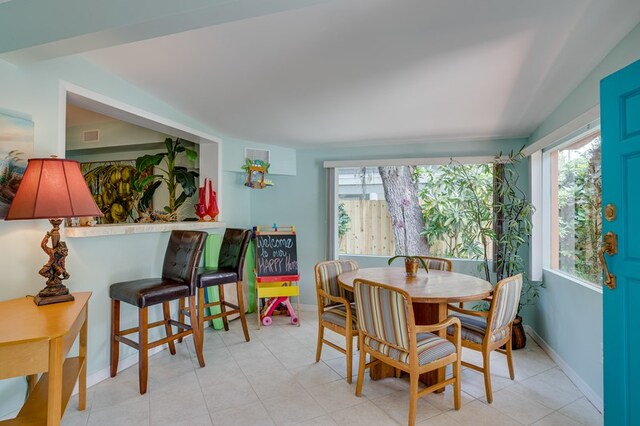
{"left": 525, "top": 325, "right": 603, "bottom": 413}
{"left": 298, "top": 303, "right": 317, "bottom": 312}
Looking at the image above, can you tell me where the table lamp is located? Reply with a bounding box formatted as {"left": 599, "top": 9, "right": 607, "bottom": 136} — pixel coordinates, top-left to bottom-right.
{"left": 5, "top": 157, "right": 103, "bottom": 305}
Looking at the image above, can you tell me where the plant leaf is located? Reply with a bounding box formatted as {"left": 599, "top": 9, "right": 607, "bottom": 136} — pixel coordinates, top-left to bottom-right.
{"left": 136, "top": 154, "right": 164, "bottom": 172}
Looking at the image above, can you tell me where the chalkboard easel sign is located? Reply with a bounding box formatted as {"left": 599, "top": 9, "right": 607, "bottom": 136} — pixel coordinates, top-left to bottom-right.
{"left": 254, "top": 230, "right": 298, "bottom": 278}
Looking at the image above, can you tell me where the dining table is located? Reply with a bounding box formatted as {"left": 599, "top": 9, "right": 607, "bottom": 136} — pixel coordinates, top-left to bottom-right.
{"left": 338, "top": 266, "right": 493, "bottom": 387}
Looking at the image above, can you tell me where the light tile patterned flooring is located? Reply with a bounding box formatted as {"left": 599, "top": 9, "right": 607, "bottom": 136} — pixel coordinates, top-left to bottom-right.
{"left": 62, "top": 311, "right": 603, "bottom": 426}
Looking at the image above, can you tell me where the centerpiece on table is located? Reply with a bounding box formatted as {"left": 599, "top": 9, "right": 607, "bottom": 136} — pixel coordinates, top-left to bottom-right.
{"left": 387, "top": 198, "right": 429, "bottom": 277}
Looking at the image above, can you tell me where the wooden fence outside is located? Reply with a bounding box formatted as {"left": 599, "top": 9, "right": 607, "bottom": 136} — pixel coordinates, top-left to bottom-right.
{"left": 339, "top": 199, "right": 490, "bottom": 258}
{"left": 339, "top": 199, "right": 394, "bottom": 256}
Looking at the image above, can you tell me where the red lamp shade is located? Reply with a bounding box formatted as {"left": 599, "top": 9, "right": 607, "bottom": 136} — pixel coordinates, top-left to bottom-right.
{"left": 5, "top": 158, "right": 103, "bottom": 220}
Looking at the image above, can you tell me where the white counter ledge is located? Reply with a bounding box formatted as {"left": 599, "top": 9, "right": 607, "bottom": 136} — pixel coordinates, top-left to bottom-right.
{"left": 64, "top": 221, "right": 225, "bottom": 238}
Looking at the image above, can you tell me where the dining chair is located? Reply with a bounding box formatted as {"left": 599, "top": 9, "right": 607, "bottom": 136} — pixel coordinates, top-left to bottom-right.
{"left": 353, "top": 278, "right": 461, "bottom": 426}
{"left": 447, "top": 273, "right": 523, "bottom": 403}
{"left": 314, "top": 260, "right": 359, "bottom": 383}
{"left": 417, "top": 256, "right": 464, "bottom": 309}
{"left": 179, "top": 228, "right": 252, "bottom": 348}
{"left": 416, "top": 256, "right": 452, "bottom": 272}
{"left": 109, "top": 230, "right": 207, "bottom": 394}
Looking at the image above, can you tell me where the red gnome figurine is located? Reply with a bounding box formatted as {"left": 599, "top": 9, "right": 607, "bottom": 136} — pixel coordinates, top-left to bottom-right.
{"left": 195, "top": 178, "right": 219, "bottom": 221}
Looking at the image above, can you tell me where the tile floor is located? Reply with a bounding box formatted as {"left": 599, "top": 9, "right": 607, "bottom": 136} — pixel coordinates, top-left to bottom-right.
{"left": 62, "top": 311, "right": 603, "bottom": 426}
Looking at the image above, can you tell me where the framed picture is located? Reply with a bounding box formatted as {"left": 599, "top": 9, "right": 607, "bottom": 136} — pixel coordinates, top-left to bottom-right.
{"left": 0, "top": 111, "right": 34, "bottom": 218}
{"left": 81, "top": 160, "right": 139, "bottom": 224}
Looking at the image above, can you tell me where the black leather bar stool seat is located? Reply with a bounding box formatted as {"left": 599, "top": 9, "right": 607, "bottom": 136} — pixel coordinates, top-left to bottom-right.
{"left": 198, "top": 270, "right": 238, "bottom": 287}
{"left": 110, "top": 230, "right": 207, "bottom": 395}
{"left": 110, "top": 279, "right": 191, "bottom": 308}
{"left": 180, "top": 228, "right": 252, "bottom": 344}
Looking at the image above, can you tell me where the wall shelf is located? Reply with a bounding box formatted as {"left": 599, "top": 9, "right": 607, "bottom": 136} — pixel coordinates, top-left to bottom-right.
{"left": 64, "top": 221, "right": 225, "bottom": 238}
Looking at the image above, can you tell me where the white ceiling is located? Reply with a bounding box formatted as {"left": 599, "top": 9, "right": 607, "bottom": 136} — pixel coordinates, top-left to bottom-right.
{"left": 72, "top": 0, "right": 640, "bottom": 147}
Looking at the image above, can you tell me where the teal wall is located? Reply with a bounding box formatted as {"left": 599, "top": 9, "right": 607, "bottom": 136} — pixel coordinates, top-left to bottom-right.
{"left": 525, "top": 23, "right": 640, "bottom": 405}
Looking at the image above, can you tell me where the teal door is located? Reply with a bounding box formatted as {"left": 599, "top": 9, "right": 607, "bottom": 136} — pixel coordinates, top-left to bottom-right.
{"left": 601, "top": 58, "right": 640, "bottom": 425}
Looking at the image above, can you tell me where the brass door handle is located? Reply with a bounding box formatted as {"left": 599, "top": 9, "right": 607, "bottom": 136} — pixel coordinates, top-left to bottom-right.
{"left": 598, "top": 231, "right": 618, "bottom": 290}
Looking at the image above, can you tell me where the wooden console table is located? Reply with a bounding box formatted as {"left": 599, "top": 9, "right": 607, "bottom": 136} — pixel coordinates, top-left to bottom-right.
{"left": 0, "top": 292, "right": 91, "bottom": 425}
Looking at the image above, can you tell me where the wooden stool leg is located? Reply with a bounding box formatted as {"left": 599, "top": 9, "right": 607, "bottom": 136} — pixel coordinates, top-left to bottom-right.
{"left": 237, "top": 280, "right": 250, "bottom": 342}
{"left": 178, "top": 297, "right": 186, "bottom": 343}
{"left": 189, "top": 295, "right": 206, "bottom": 368}
{"left": 198, "top": 288, "right": 206, "bottom": 339}
{"left": 219, "top": 285, "right": 229, "bottom": 331}
{"left": 163, "top": 301, "right": 176, "bottom": 355}
{"left": 110, "top": 300, "right": 120, "bottom": 377}
{"left": 138, "top": 307, "right": 149, "bottom": 395}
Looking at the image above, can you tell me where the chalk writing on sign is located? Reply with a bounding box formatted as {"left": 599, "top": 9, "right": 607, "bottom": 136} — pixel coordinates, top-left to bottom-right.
{"left": 255, "top": 234, "right": 298, "bottom": 276}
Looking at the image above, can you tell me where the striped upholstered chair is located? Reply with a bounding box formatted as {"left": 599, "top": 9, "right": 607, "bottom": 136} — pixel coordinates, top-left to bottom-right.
{"left": 447, "top": 273, "right": 522, "bottom": 403}
{"left": 417, "top": 256, "right": 452, "bottom": 272}
{"left": 416, "top": 256, "right": 466, "bottom": 309}
{"left": 314, "top": 260, "right": 359, "bottom": 382}
{"left": 353, "top": 279, "right": 461, "bottom": 426}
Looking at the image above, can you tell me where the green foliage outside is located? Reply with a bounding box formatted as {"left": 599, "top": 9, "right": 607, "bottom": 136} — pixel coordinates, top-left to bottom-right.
{"left": 417, "top": 151, "right": 542, "bottom": 312}
{"left": 557, "top": 137, "right": 602, "bottom": 285}
{"left": 418, "top": 163, "right": 493, "bottom": 262}
{"left": 338, "top": 202, "right": 351, "bottom": 238}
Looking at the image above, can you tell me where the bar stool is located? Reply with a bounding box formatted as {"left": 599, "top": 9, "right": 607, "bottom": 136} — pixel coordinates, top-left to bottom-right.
{"left": 109, "top": 230, "right": 207, "bottom": 394}
{"left": 180, "top": 228, "right": 252, "bottom": 345}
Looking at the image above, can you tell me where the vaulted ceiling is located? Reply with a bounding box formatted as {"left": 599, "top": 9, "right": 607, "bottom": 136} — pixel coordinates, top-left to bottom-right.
{"left": 3, "top": 0, "right": 640, "bottom": 148}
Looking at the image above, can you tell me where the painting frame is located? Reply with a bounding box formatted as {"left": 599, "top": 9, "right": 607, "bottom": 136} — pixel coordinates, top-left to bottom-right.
{"left": 0, "top": 111, "right": 34, "bottom": 219}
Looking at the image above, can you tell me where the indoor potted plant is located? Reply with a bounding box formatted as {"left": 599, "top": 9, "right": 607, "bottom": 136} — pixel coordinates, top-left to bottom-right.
{"left": 459, "top": 149, "right": 542, "bottom": 348}
{"left": 132, "top": 137, "right": 199, "bottom": 221}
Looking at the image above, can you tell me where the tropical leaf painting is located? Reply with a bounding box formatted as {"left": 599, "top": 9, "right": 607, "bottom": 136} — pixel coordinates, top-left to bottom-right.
{"left": 0, "top": 112, "right": 34, "bottom": 218}
{"left": 81, "top": 160, "right": 152, "bottom": 224}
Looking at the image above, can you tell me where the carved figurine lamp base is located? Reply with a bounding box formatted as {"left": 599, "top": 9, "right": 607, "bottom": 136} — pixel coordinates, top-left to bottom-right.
{"left": 33, "top": 218, "right": 75, "bottom": 306}
{"left": 5, "top": 157, "right": 103, "bottom": 306}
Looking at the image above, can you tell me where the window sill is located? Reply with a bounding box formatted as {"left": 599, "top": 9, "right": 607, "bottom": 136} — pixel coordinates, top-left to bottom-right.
{"left": 64, "top": 221, "right": 225, "bottom": 238}
{"left": 543, "top": 268, "right": 603, "bottom": 294}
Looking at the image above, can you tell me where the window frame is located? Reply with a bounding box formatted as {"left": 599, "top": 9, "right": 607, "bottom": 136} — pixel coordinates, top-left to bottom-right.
{"left": 541, "top": 125, "right": 603, "bottom": 290}
{"left": 324, "top": 155, "right": 503, "bottom": 260}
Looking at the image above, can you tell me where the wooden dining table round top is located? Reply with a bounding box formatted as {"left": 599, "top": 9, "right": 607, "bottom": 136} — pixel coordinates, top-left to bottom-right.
{"left": 338, "top": 267, "right": 493, "bottom": 304}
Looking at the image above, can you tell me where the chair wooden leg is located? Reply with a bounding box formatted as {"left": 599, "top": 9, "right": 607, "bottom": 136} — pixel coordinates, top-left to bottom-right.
{"left": 506, "top": 336, "right": 515, "bottom": 380}
{"left": 408, "top": 371, "right": 419, "bottom": 426}
{"left": 345, "top": 328, "right": 353, "bottom": 384}
{"left": 110, "top": 300, "right": 120, "bottom": 377}
{"left": 198, "top": 287, "right": 206, "bottom": 338}
{"left": 482, "top": 348, "right": 493, "bottom": 403}
{"left": 315, "top": 323, "right": 324, "bottom": 362}
{"left": 355, "top": 334, "right": 366, "bottom": 397}
{"left": 163, "top": 302, "right": 176, "bottom": 355}
{"left": 138, "top": 307, "right": 149, "bottom": 395}
{"left": 219, "top": 285, "right": 229, "bottom": 331}
{"left": 189, "top": 295, "right": 206, "bottom": 368}
{"left": 453, "top": 356, "right": 461, "bottom": 410}
{"left": 236, "top": 281, "right": 250, "bottom": 342}
{"left": 178, "top": 297, "right": 186, "bottom": 343}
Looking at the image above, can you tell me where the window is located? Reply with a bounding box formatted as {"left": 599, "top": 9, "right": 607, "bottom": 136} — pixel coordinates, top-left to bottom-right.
{"left": 336, "top": 163, "right": 494, "bottom": 260}
{"left": 548, "top": 131, "right": 602, "bottom": 286}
